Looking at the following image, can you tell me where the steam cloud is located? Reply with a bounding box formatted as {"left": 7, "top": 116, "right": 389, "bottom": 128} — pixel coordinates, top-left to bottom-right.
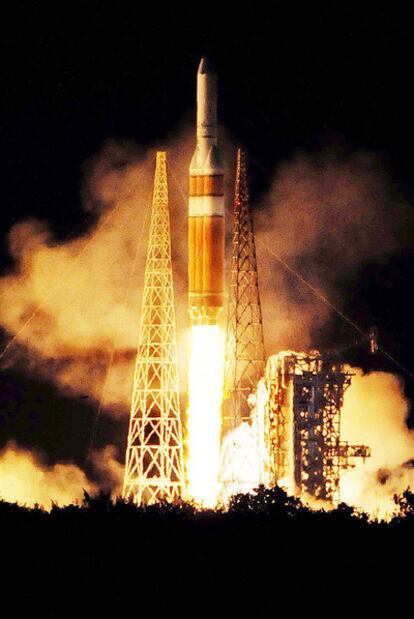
{"left": 0, "top": 442, "right": 125, "bottom": 508}
{"left": 0, "top": 127, "right": 413, "bottom": 514}
{"left": 256, "top": 148, "right": 411, "bottom": 351}
{"left": 0, "top": 441, "right": 95, "bottom": 507}
{"left": 0, "top": 126, "right": 234, "bottom": 411}
{"left": 341, "top": 370, "right": 414, "bottom": 519}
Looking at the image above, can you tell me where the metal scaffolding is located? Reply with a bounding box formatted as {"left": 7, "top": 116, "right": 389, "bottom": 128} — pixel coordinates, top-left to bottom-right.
{"left": 123, "top": 152, "right": 185, "bottom": 504}
{"left": 265, "top": 352, "right": 371, "bottom": 504}
{"left": 223, "top": 148, "right": 265, "bottom": 436}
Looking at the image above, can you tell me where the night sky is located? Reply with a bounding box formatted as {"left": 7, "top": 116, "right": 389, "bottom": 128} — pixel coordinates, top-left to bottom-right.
{"left": 1, "top": 4, "right": 414, "bottom": 473}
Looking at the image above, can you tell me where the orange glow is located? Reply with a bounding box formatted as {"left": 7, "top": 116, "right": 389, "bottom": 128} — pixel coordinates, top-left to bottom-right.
{"left": 340, "top": 369, "right": 414, "bottom": 520}
{"left": 0, "top": 442, "right": 93, "bottom": 508}
{"left": 186, "top": 325, "right": 224, "bottom": 507}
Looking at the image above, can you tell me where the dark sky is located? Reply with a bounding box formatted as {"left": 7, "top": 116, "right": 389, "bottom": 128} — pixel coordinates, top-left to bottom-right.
{"left": 1, "top": 3, "right": 414, "bottom": 469}
{"left": 2, "top": 4, "right": 413, "bottom": 240}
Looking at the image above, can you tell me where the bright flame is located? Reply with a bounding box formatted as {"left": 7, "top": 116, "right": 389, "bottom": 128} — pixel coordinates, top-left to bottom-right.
{"left": 186, "top": 325, "right": 224, "bottom": 507}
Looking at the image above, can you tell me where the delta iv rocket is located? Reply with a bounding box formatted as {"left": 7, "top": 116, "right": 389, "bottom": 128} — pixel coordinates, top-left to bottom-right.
{"left": 188, "top": 57, "right": 225, "bottom": 326}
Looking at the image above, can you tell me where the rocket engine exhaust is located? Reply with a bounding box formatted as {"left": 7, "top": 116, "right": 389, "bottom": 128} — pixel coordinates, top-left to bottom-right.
{"left": 186, "top": 58, "right": 225, "bottom": 507}
{"left": 188, "top": 57, "right": 225, "bottom": 325}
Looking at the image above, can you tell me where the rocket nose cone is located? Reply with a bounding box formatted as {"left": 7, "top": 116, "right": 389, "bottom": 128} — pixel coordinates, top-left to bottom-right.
{"left": 198, "top": 56, "right": 215, "bottom": 74}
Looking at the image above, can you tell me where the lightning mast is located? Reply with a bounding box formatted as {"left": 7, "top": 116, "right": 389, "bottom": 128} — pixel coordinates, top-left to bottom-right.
{"left": 223, "top": 148, "right": 265, "bottom": 435}
{"left": 123, "top": 152, "right": 185, "bottom": 504}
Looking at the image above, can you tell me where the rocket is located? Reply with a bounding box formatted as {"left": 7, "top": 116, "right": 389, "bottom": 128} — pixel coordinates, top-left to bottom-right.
{"left": 188, "top": 57, "right": 225, "bottom": 325}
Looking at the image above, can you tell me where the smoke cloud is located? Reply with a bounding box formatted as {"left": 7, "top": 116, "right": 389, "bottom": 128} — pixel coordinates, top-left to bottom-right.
{"left": 340, "top": 370, "right": 414, "bottom": 518}
{"left": 89, "top": 444, "right": 125, "bottom": 496}
{"left": 255, "top": 148, "right": 411, "bottom": 352}
{"left": 0, "top": 441, "right": 95, "bottom": 508}
{"left": 0, "top": 126, "right": 235, "bottom": 413}
{"left": 1, "top": 126, "right": 414, "bottom": 513}
{"left": 2, "top": 137, "right": 410, "bottom": 410}
{"left": 0, "top": 441, "right": 127, "bottom": 508}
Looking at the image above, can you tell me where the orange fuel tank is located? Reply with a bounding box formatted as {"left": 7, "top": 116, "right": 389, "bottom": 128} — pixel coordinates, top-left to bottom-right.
{"left": 188, "top": 57, "right": 224, "bottom": 325}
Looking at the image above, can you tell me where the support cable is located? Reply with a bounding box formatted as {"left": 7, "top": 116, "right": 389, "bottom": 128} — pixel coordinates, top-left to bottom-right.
{"left": 258, "top": 237, "right": 414, "bottom": 382}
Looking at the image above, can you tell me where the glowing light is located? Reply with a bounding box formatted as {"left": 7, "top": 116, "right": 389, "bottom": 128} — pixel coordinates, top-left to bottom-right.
{"left": 218, "top": 379, "right": 270, "bottom": 503}
{"left": 186, "top": 325, "right": 224, "bottom": 507}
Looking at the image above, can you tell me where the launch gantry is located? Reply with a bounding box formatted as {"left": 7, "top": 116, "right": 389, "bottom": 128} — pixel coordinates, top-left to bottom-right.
{"left": 220, "top": 149, "right": 266, "bottom": 493}
{"left": 123, "top": 152, "right": 185, "bottom": 504}
{"left": 264, "top": 352, "right": 371, "bottom": 504}
{"left": 223, "top": 148, "right": 265, "bottom": 435}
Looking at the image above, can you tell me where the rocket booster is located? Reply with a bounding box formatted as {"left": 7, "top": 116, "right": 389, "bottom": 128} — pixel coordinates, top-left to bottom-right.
{"left": 188, "top": 57, "right": 225, "bottom": 326}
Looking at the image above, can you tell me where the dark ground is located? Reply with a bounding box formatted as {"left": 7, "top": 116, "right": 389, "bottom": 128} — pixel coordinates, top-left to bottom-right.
{"left": 2, "top": 486, "right": 414, "bottom": 615}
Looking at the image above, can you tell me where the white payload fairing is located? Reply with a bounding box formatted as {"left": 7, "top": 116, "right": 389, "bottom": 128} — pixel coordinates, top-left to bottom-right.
{"left": 188, "top": 57, "right": 225, "bottom": 325}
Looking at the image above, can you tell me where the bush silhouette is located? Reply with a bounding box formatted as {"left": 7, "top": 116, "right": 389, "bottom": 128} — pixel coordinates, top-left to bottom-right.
{"left": 1, "top": 486, "right": 414, "bottom": 614}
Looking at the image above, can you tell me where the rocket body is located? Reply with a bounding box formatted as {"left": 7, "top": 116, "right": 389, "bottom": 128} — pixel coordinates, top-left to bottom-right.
{"left": 188, "top": 58, "right": 225, "bottom": 325}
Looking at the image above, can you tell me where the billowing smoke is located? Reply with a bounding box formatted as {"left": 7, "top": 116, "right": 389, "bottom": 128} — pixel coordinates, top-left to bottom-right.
{"left": 0, "top": 441, "right": 95, "bottom": 507}
{"left": 0, "top": 441, "right": 126, "bottom": 508}
{"left": 89, "top": 444, "right": 125, "bottom": 496}
{"left": 0, "top": 126, "right": 235, "bottom": 413}
{"left": 0, "top": 131, "right": 189, "bottom": 412}
{"left": 341, "top": 370, "right": 414, "bottom": 519}
{"left": 252, "top": 148, "right": 414, "bottom": 516}
{"left": 1, "top": 128, "right": 414, "bottom": 512}
{"left": 4, "top": 140, "right": 409, "bottom": 409}
{"left": 255, "top": 148, "right": 411, "bottom": 351}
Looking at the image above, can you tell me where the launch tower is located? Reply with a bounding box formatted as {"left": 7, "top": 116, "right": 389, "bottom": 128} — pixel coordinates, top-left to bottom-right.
{"left": 123, "top": 152, "right": 185, "bottom": 504}
{"left": 223, "top": 148, "right": 265, "bottom": 435}
{"left": 265, "top": 352, "right": 371, "bottom": 503}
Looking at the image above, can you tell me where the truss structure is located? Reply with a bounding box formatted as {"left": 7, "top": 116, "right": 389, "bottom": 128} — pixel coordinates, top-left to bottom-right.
{"left": 123, "top": 151, "right": 185, "bottom": 504}
{"left": 265, "top": 352, "right": 371, "bottom": 504}
{"left": 223, "top": 148, "right": 265, "bottom": 436}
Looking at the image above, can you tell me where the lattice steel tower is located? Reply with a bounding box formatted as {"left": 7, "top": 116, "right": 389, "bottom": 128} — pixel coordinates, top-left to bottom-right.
{"left": 223, "top": 148, "right": 265, "bottom": 436}
{"left": 264, "top": 352, "right": 371, "bottom": 504}
{"left": 123, "top": 152, "right": 185, "bottom": 504}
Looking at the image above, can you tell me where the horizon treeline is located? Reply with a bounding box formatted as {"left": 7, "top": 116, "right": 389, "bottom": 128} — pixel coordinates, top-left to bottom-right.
{"left": 2, "top": 485, "right": 413, "bottom": 616}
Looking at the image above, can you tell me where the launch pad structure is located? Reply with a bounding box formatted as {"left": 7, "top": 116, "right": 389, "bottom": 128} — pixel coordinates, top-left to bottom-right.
{"left": 264, "top": 352, "right": 371, "bottom": 503}
{"left": 221, "top": 150, "right": 370, "bottom": 504}
{"left": 122, "top": 147, "right": 371, "bottom": 506}
{"left": 121, "top": 59, "right": 371, "bottom": 507}
{"left": 223, "top": 148, "right": 265, "bottom": 435}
